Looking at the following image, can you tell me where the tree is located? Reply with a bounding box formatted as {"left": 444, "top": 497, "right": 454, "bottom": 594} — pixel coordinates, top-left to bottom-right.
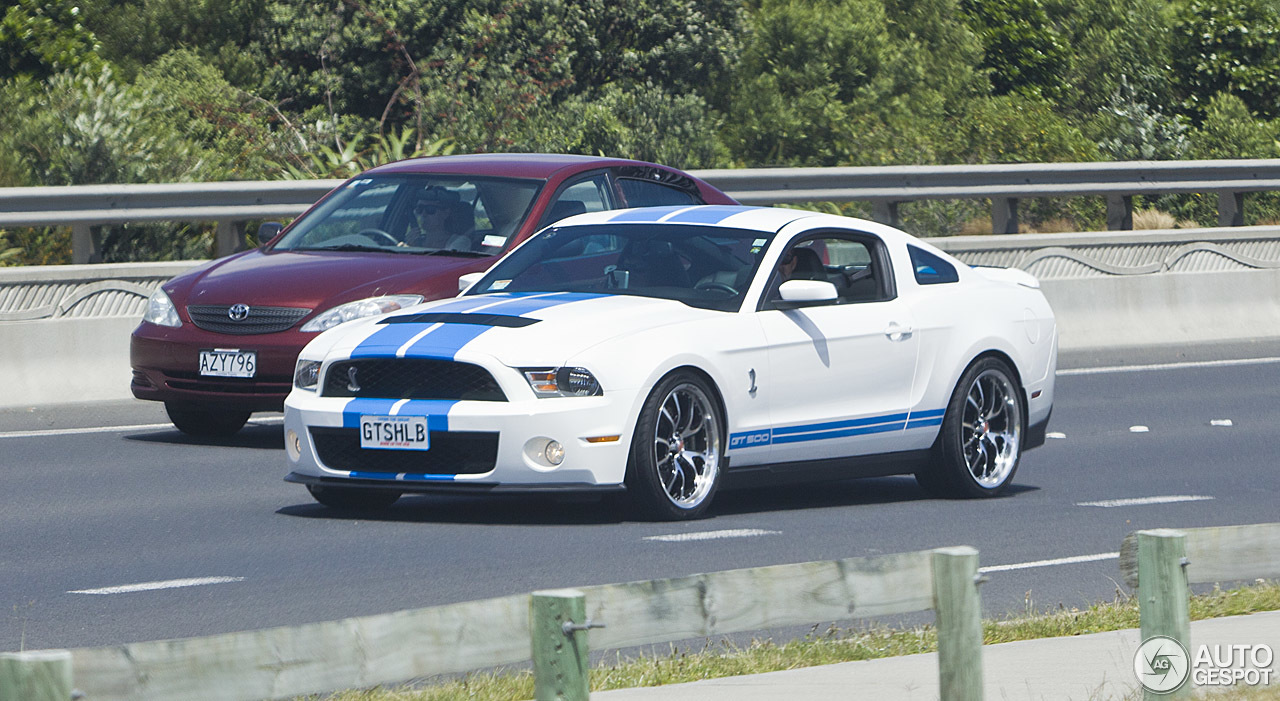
{"left": 1171, "top": 0, "right": 1280, "bottom": 122}
{"left": 0, "top": 0, "right": 102, "bottom": 79}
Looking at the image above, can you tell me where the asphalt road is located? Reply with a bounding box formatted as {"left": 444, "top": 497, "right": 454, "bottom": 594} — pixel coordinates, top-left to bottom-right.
{"left": 2, "top": 343, "right": 1278, "bottom": 652}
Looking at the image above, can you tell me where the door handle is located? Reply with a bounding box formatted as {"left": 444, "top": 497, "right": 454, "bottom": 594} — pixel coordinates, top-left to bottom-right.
{"left": 885, "top": 322, "right": 914, "bottom": 341}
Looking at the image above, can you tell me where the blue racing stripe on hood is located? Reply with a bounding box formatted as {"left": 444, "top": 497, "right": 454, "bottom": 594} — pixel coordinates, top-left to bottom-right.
{"left": 387, "top": 292, "right": 604, "bottom": 360}
{"left": 348, "top": 295, "right": 520, "bottom": 359}
{"left": 341, "top": 398, "right": 454, "bottom": 430}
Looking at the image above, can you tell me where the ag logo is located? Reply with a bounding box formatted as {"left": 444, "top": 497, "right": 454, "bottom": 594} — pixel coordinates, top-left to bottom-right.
{"left": 1134, "top": 635, "right": 1190, "bottom": 694}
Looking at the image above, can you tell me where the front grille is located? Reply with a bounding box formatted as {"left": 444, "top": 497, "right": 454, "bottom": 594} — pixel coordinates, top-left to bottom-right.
{"left": 165, "top": 372, "right": 292, "bottom": 395}
{"left": 187, "top": 305, "right": 311, "bottom": 335}
{"left": 310, "top": 427, "right": 498, "bottom": 474}
{"left": 322, "top": 359, "right": 506, "bottom": 401}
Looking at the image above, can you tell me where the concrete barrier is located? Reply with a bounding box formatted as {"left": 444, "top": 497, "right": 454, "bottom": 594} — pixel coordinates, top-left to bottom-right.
{"left": 3, "top": 227, "right": 1280, "bottom": 408}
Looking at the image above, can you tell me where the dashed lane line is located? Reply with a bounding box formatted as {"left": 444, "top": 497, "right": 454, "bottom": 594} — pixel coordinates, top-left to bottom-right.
{"left": 1076, "top": 495, "right": 1215, "bottom": 508}
{"left": 644, "top": 528, "right": 782, "bottom": 543}
{"left": 69, "top": 576, "right": 246, "bottom": 595}
{"left": 980, "top": 552, "right": 1119, "bottom": 573}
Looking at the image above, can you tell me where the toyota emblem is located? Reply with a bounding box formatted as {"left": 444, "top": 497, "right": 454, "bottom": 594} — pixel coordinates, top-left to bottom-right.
{"left": 228, "top": 304, "right": 250, "bottom": 321}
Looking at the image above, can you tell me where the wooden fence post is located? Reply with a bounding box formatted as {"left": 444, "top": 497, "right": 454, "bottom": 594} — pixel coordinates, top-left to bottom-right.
{"left": 1137, "top": 529, "right": 1192, "bottom": 700}
{"left": 933, "top": 546, "right": 984, "bottom": 701}
{"left": 0, "top": 650, "right": 73, "bottom": 701}
{"left": 531, "top": 589, "right": 590, "bottom": 701}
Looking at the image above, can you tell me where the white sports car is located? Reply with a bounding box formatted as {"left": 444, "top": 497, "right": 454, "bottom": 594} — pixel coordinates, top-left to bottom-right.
{"left": 284, "top": 205, "right": 1056, "bottom": 519}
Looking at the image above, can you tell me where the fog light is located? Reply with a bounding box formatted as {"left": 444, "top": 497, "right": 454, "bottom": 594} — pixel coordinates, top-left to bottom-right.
{"left": 286, "top": 429, "right": 301, "bottom": 460}
{"left": 544, "top": 440, "right": 565, "bottom": 465}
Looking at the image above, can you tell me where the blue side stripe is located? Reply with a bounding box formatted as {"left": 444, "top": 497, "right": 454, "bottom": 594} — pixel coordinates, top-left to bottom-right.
{"left": 771, "top": 412, "right": 909, "bottom": 436}
{"left": 772, "top": 421, "right": 906, "bottom": 444}
{"left": 906, "top": 418, "right": 943, "bottom": 430}
{"left": 909, "top": 409, "right": 946, "bottom": 419}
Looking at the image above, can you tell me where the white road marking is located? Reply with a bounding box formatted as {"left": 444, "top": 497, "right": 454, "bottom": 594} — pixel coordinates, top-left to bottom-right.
{"left": 980, "top": 552, "right": 1119, "bottom": 573}
{"left": 1046, "top": 431, "right": 1067, "bottom": 439}
{"left": 1129, "top": 425, "right": 1150, "bottom": 433}
{"left": 69, "top": 576, "right": 246, "bottom": 595}
{"left": 1076, "top": 495, "right": 1215, "bottom": 508}
{"left": 1210, "top": 419, "right": 1234, "bottom": 427}
{"left": 0, "top": 418, "right": 282, "bottom": 439}
{"left": 644, "top": 528, "right": 781, "bottom": 543}
{"left": 1058, "top": 355, "right": 1280, "bottom": 376}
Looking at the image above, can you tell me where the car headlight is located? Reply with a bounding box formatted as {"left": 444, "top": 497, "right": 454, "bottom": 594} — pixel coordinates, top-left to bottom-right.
{"left": 300, "top": 295, "right": 423, "bottom": 332}
{"left": 521, "top": 367, "right": 603, "bottom": 397}
{"left": 143, "top": 289, "right": 182, "bottom": 327}
{"left": 294, "top": 359, "right": 321, "bottom": 391}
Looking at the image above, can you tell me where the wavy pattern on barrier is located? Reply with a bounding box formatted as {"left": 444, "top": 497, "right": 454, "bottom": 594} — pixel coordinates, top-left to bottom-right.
{"left": 0, "top": 279, "right": 158, "bottom": 321}
{"left": 950, "top": 240, "right": 1280, "bottom": 280}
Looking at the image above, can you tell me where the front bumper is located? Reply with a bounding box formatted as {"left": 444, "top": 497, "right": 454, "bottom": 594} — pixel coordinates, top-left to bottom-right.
{"left": 283, "top": 387, "right": 642, "bottom": 492}
{"left": 130, "top": 322, "right": 308, "bottom": 411}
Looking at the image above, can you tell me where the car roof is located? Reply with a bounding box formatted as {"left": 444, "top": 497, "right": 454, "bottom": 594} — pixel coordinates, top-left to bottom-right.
{"left": 557, "top": 205, "right": 821, "bottom": 233}
{"left": 365, "top": 153, "right": 675, "bottom": 179}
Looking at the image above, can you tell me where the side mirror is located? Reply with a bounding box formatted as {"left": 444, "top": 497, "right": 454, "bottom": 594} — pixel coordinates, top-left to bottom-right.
{"left": 257, "top": 222, "right": 284, "bottom": 242}
{"left": 776, "top": 279, "right": 838, "bottom": 308}
{"left": 458, "top": 272, "right": 484, "bottom": 292}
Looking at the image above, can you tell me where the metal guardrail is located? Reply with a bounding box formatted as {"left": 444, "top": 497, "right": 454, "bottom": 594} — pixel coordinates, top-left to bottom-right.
{"left": 0, "top": 545, "right": 986, "bottom": 701}
{"left": 4, "top": 159, "right": 1280, "bottom": 263}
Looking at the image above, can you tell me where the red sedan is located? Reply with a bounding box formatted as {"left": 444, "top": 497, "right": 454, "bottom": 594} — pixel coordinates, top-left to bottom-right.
{"left": 131, "top": 154, "right": 736, "bottom": 436}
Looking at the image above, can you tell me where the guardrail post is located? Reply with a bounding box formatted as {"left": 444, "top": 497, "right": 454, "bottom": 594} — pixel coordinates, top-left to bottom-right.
{"left": 0, "top": 650, "right": 73, "bottom": 701}
{"left": 933, "top": 546, "right": 984, "bottom": 701}
{"left": 70, "top": 223, "right": 101, "bottom": 264}
{"left": 991, "top": 198, "right": 1018, "bottom": 234}
{"left": 873, "top": 200, "right": 901, "bottom": 228}
{"left": 531, "top": 589, "right": 590, "bottom": 701}
{"left": 214, "top": 220, "right": 246, "bottom": 258}
{"left": 1218, "top": 191, "right": 1244, "bottom": 227}
{"left": 1106, "top": 194, "right": 1134, "bottom": 230}
{"left": 1136, "top": 529, "right": 1191, "bottom": 700}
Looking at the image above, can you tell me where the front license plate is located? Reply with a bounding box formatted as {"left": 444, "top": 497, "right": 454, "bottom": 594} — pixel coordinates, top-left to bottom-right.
{"left": 199, "top": 349, "right": 257, "bottom": 378}
{"left": 360, "top": 415, "right": 430, "bottom": 451}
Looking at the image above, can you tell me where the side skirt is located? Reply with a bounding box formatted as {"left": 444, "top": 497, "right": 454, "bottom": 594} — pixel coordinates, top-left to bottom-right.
{"left": 721, "top": 449, "right": 933, "bottom": 491}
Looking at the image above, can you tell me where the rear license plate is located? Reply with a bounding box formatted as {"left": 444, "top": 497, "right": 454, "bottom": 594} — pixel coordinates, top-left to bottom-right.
{"left": 199, "top": 349, "right": 257, "bottom": 378}
{"left": 360, "top": 415, "right": 430, "bottom": 451}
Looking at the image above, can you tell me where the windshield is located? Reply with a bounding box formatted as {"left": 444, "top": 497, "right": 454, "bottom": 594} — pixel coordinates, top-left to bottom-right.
{"left": 272, "top": 174, "right": 543, "bottom": 256}
{"left": 468, "top": 224, "right": 775, "bottom": 311}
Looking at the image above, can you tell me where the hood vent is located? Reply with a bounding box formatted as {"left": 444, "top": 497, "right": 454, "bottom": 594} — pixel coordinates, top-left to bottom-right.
{"left": 380, "top": 312, "right": 540, "bottom": 328}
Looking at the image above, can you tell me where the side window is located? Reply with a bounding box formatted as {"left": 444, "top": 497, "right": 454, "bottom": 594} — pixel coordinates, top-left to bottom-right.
{"left": 763, "top": 234, "right": 892, "bottom": 309}
{"left": 618, "top": 178, "right": 699, "bottom": 207}
{"left": 909, "top": 246, "right": 960, "bottom": 285}
{"left": 542, "top": 176, "right": 611, "bottom": 227}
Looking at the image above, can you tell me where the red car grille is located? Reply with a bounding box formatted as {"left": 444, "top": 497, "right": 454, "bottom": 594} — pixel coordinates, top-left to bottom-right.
{"left": 187, "top": 305, "right": 311, "bottom": 335}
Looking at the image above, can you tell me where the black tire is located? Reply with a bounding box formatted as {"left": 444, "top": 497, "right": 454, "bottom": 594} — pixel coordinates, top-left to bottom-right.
{"left": 306, "top": 484, "right": 400, "bottom": 510}
{"left": 915, "top": 356, "right": 1025, "bottom": 498}
{"left": 625, "top": 371, "right": 725, "bottom": 521}
{"left": 165, "top": 402, "right": 251, "bottom": 437}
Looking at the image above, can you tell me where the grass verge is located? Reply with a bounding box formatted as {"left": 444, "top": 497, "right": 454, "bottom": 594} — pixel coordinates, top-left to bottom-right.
{"left": 310, "top": 580, "right": 1280, "bottom": 701}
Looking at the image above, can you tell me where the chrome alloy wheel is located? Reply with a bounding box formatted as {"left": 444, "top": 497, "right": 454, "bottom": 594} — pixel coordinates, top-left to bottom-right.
{"left": 651, "top": 382, "right": 721, "bottom": 509}
{"left": 961, "top": 369, "right": 1022, "bottom": 488}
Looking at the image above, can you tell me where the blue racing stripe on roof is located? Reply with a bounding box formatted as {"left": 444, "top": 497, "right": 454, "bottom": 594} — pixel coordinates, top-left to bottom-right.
{"left": 663, "top": 206, "right": 757, "bottom": 224}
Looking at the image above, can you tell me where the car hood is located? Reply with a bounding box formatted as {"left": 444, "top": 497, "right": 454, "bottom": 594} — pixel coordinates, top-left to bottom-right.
{"left": 167, "top": 248, "right": 487, "bottom": 310}
{"left": 313, "top": 292, "right": 720, "bottom": 366}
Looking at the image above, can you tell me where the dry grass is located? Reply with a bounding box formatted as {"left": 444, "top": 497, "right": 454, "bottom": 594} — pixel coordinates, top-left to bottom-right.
{"left": 304, "top": 581, "right": 1280, "bottom": 701}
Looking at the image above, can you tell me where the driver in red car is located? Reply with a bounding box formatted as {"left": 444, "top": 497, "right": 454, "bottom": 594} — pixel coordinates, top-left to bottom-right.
{"left": 404, "top": 187, "right": 469, "bottom": 250}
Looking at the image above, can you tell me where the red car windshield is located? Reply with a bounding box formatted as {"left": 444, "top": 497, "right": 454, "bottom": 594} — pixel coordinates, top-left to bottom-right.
{"left": 272, "top": 174, "right": 543, "bottom": 256}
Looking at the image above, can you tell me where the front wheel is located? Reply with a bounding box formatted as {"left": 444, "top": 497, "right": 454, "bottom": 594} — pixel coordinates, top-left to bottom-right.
{"left": 306, "top": 485, "right": 400, "bottom": 511}
{"left": 165, "top": 402, "right": 250, "bottom": 437}
{"left": 625, "top": 372, "right": 725, "bottom": 520}
{"left": 916, "top": 357, "right": 1024, "bottom": 498}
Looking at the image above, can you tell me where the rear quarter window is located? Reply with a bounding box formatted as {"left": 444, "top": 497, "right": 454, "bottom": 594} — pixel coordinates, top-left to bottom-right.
{"left": 909, "top": 245, "right": 960, "bottom": 285}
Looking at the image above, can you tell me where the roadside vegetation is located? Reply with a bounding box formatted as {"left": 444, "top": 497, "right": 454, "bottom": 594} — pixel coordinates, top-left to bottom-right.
{"left": 4, "top": 0, "right": 1280, "bottom": 263}
{"left": 306, "top": 581, "right": 1280, "bottom": 700}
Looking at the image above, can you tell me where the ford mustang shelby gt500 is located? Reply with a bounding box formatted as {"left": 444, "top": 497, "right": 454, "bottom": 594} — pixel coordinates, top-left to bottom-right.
{"left": 284, "top": 205, "right": 1056, "bottom": 519}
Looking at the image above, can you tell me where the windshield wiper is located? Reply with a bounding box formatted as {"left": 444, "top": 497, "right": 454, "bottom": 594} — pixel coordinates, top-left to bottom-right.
{"left": 417, "top": 249, "right": 491, "bottom": 258}
{"left": 300, "top": 243, "right": 397, "bottom": 253}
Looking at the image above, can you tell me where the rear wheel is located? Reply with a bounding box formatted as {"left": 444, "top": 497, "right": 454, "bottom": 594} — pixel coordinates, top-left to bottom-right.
{"left": 164, "top": 402, "right": 250, "bottom": 437}
{"left": 626, "top": 372, "right": 724, "bottom": 521}
{"left": 306, "top": 484, "right": 400, "bottom": 510}
{"left": 916, "top": 357, "right": 1024, "bottom": 498}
